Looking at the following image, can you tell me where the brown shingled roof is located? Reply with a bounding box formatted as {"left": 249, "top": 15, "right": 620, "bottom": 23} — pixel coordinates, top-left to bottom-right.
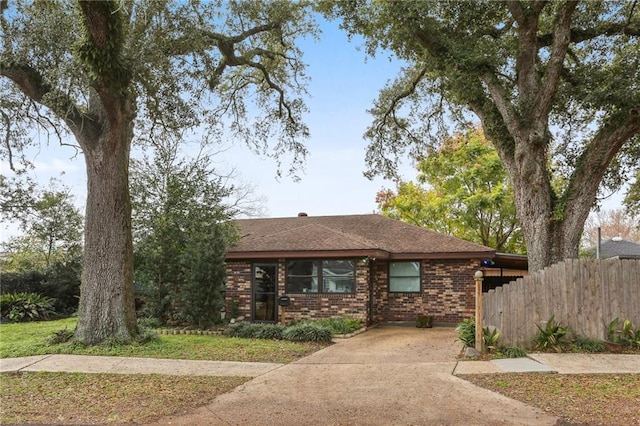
{"left": 227, "top": 214, "right": 495, "bottom": 260}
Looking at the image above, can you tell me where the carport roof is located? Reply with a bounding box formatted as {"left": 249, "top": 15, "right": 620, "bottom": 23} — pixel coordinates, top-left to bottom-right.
{"left": 227, "top": 213, "right": 495, "bottom": 260}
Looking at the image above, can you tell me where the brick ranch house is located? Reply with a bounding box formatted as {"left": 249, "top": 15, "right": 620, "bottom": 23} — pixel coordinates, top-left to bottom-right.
{"left": 224, "top": 213, "right": 526, "bottom": 325}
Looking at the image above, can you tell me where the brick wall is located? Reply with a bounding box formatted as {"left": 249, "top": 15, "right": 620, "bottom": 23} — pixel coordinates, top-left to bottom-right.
{"left": 224, "top": 261, "right": 253, "bottom": 319}
{"left": 374, "top": 259, "right": 479, "bottom": 324}
{"left": 225, "top": 259, "right": 370, "bottom": 323}
{"left": 226, "top": 258, "right": 479, "bottom": 324}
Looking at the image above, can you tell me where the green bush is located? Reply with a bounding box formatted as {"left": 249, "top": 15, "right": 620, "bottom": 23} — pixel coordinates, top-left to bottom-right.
{"left": 138, "top": 317, "right": 163, "bottom": 329}
{"left": 0, "top": 292, "right": 56, "bottom": 322}
{"left": 573, "top": 336, "right": 606, "bottom": 353}
{"left": 482, "top": 326, "right": 500, "bottom": 352}
{"left": 496, "top": 346, "right": 527, "bottom": 358}
{"left": 223, "top": 322, "right": 285, "bottom": 340}
{"left": 533, "top": 315, "right": 569, "bottom": 352}
{"left": 223, "top": 322, "right": 255, "bottom": 338}
{"left": 253, "top": 324, "right": 286, "bottom": 339}
{"left": 455, "top": 317, "right": 475, "bottom": 348}
{"left": 282, "top": 323, "right": 333, "bottom": 342}
{"left": 311, "top": 317, "right": 362, "bottom": 335}
{"left": 608, "top": 318, "right": 640, "bottom": 348}
{"left": 1, "top": 259, "right": 81, "bottom": 315}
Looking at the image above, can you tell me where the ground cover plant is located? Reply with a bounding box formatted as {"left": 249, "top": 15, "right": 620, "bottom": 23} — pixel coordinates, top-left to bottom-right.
{"left": 463, "top": 373, "right": 640, "bottom": 426}
{"left": 0, "top": 372, "right": 249, "bottom": 425}
{"left": 0, "top": 318, "right": 329, "bottom": 363}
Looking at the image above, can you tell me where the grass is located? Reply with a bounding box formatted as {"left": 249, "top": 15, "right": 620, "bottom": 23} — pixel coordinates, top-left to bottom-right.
{"left": 1, "top": 372, "right": 249, "bottom": 425}
{"left": 0, "top": 318, "right": 329, "bottom": 363}
{"left": 0, "top": 317, "right": 332, "bottom": 425}
{"left": 463, "top": 373, "right": 640, "bottom": 426}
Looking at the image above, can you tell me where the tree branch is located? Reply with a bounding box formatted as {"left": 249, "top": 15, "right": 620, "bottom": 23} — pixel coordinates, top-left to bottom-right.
{"left": 564, "top": 108, "right": 640, "bottom": 218}
{"left": 535, "top": 1, "right": 578, "bottom": 121}
{"left": 1, "top": 62, "right": 100, "bottom": 141}
{"left": 537, "top": 20, "right": 640, "bottom": 46}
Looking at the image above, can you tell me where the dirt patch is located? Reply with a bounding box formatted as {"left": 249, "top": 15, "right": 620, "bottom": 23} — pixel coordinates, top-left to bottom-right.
{"left": 0, "top": 372, "right": 249, "bottom": 425}
{"left": 462, "top": 373, "right": 640, "bottom": 426}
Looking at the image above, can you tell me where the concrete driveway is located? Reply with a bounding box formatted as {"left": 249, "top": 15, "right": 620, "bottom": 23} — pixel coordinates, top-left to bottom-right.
{"left": 152, "top": 326, "right": 558, "bottom": 425}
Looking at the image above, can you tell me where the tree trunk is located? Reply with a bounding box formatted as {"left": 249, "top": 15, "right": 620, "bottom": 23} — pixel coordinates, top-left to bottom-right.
{"left": 508, "top": 136, "right": 585, "bottom": 273}
{"left": 74, "top": 116, "right": 137, "bottom": 345}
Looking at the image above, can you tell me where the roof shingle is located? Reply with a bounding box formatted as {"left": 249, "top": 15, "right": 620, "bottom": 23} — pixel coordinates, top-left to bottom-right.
{"left": 228, "top": 214, "right": 494, "bottom": 259}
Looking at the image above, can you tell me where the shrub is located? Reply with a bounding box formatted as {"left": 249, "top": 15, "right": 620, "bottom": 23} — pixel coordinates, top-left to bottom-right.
{"left": 608, "top": 318, "right": 640, "bottom": 349}
{"left": 0, "top": 292, "right": 56, "bottom": 322}
{"left": 282, "top": 323, "right": 333, "bottom": 342}
{"left": 496, "top": 346, "right": 527, "bottom": 358}
{"left": 224, "top": 322, "right": 255, "bottom": 338}
{"left": 416, "top": 315, "right": 434, "bottom": 328}
{"left": 482, "top": 326, "right": 500, "bottom": 352}
{"left": 138, "top": 317, "right": 163, "bottom": 329}
{"left": 312, "top": 317, "right": 362, "bottom": 335}
{"left": 533, "top": 315, "right": 569, "bottom": 352}
{"left": 253, "top": 324, "right": 286, "bottom": 340}
{"left": 455, "top": 317, "right": 475, "bottom": 348}
{"left": 573, "top": 336, "right": 606, "bottom": 353}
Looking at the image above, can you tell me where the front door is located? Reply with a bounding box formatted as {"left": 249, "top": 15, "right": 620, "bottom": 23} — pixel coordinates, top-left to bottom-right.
{"left": 253, "top": 263, "right": 277, "bottom": 322}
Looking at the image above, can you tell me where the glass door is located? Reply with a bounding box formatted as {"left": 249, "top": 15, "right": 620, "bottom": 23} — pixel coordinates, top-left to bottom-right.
{"left": 253, "top": 263, "right": 277, "bottom": 322}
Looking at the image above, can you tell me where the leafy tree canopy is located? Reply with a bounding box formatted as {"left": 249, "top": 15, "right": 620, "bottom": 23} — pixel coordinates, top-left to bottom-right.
{"left": 1, "top": 0, "right": 317, "bottom": 344}
{"left": 377, "top": 127, "right": 525, "bottom": 253}
{"left": 323, "top": 0, "right": 640, "bottom": 271}
{"left": 1, "top": 178, "right": 82, "bottom": 270}
{"left": 131, "top": 138, "right": 239, "bottom": 328}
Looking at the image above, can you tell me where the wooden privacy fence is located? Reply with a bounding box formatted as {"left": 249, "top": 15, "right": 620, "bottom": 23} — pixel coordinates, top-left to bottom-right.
{"left": 482, "top": 258, "right": 640, "bottom": 348}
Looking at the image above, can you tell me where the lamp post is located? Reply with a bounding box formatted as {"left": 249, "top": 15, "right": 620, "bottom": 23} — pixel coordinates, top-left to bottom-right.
{"left": 474, "top": 270, "right": 484, "bottom": 352}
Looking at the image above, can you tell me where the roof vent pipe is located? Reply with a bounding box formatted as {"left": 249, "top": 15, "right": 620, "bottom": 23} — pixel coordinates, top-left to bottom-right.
{"left": 298, "top": 212, "right": 308, "bottom": 217}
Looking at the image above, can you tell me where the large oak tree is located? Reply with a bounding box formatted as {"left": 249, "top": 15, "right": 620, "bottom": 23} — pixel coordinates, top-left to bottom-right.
{"left": 324, "top": 0, "right": 640, "bottom": 271}
{"left": 1, "top": 1, "right": 315, "bottom": 344}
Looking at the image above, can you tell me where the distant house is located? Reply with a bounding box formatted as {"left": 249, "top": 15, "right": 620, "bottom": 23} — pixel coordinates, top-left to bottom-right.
{"left": 586, "top": 237, "right": 640, "bottom": 260}
{"left": 223, "top": 213, "right": 526, "bottom": 325}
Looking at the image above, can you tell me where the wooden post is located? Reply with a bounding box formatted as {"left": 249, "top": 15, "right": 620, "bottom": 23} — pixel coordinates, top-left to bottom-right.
{"left": 475, "top": 270, "right": 484, "bottom": 353}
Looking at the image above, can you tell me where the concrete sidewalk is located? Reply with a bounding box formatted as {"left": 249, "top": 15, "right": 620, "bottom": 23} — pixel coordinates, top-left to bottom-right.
{"left": 3, "top": 352, "right": 639, "bottom": 377}
{"left": 0, "top": 354, "right": 284, "bottom": 377}
{"left": 3, "top": 327, "right": 640, "bottom": 426}
{"left": 455, "top": 352, "right": 640, "bottom": 374}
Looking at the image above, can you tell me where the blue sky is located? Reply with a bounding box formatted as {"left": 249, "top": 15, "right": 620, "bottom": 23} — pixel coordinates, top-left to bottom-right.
{"left": 2, "top": 16, "right": 416, "bottom": 234}
{"left": 0, "top": 14, "right": 627, "bottom": 241}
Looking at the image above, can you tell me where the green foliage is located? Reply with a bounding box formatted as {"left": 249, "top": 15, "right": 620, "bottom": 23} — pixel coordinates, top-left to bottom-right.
{"left": 310, "top": 317, "right": 363, "bottom": 334}
{"left": 132, "top": 141, "right": 238, "bottom": 329}
{"left": 326, "top": 1, "right": 640, "bottom": 270}
{"left": 495, "top": 346, "right": 527, "bottom": 358}
{"left": 224, "top": 322, "right": 285, "bottom": 340}
{"left": 48, "top": 327, "right": 74, "bottom": 345}
{"left": 482, "top": 327, "right": 500, "bottom": 352}
{"left": 533, "top": 316, "right": 569, "bottom": 352}
{"left": 138, "top": 317, "right": 162, "bottom": 329}
{"left": 608, "top": 318, "right": 640, "bottom": 349}
{"left": 377, "top": 128, "right": 525, "bottom": 253}
{"left": 282, "top": 323, "right": 333, "bottom": 342}
{"left": 1, "top": 179, "right": 83, "bottom": 272}
{"left": 0, "top": 258, "right": 82, "bottom": 315}
{"left": 416, "top": 315, "right": 434, "bottom": 328}
{"left": 0, "top": 293, "right": 56, "bottom": 322}
{"left": 455, "top": 317, "right": 476, "bottom": 348}
{"left": 572, "top": 337, "right": 606, "bottom": 353}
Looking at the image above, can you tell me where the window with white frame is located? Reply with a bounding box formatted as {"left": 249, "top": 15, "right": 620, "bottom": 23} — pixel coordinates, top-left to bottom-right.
{"left": 389, "top": 261, "right": 421, "bottom": 292}
{"left": 286, "top": 259, "right": 355, "bottom": 293}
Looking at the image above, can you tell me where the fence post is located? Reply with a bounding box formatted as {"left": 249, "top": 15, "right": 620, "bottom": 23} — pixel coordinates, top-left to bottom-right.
{"left": 475, "top": 270, "right": 484, "bottom": 352}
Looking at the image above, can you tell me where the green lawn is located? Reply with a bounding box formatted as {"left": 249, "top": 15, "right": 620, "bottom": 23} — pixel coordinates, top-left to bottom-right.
{"left": 0, "top": 318, "right": 328, "bottom": 363}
